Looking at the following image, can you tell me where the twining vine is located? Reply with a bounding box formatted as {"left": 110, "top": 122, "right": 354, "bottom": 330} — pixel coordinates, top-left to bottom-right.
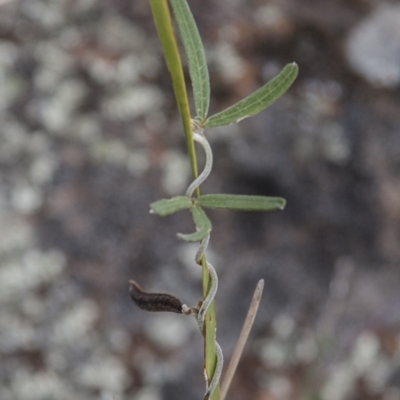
{"left": 130, "top": 127, "right": 223, "bottom": 400}
{"left": 129, "top": 1, "right": 298, "bottom": 400}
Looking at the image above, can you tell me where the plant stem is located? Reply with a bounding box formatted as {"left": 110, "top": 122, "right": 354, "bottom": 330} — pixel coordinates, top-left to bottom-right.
{"left": 148, "top": 2, "right": 219, "bottom": 399}
{"left": 202, "top": 264, "right": 220, "bottom": 400}
{"left": 148, "top": 0, "right": 198, "bottom": 181}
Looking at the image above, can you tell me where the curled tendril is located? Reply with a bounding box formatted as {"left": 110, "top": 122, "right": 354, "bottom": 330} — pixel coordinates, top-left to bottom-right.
{"left": 186, "top": 126, "right": 223, "bottom": 400}
{"left": 196, "top": 234, "right": 223, "bottom": 400}
{"left": 186, "top": 132, "right": 213, "bottom": 199}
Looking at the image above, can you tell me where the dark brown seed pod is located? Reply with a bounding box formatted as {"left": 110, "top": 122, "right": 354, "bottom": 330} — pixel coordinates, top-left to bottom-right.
{"left": 129, "top": 280, "right": 183, "bottom": 314}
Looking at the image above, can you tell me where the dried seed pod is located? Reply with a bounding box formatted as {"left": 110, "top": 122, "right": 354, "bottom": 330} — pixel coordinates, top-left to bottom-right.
{"left": 129, "top": 280, "right": 183, "bottom": 314}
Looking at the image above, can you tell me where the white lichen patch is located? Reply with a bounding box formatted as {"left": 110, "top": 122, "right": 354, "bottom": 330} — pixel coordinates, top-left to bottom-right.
{"left": 176, "top": 243, "right": 202, "bottom": 279}
{"left": 108, "top": 329, "right": 131, "bottom": 353}
{"left": 114, "top": 55, "right": 142, "bottom": 85}
{"left": 29, "top": 154, "right": 57, "bottom": 185}
{"left": 72, "top": 114, "right": 101, "bottom": 143}
{"left": 20, "top": 294, "right": 46, "bottom": 321}
{"left": 21, "top": 0, "right": 67, "bottom": 29}
{"left": 36, "top": 98, "right": 71, "bottom": 134}
{"left": 51, "top": 299, "right": 99, "bottom": 345}
{"left": 321, "top": 362, "right": 356, "bottom": 400}
{"left": 0, "top": 40, "right": 21, "bottom": 111}
{"left": 74, "top": 354, "right": 130, "bottom": 392}
{"left": 70, "top": 0, "right": 97, "bottom": 13}
{"left": 11, "top": 369, "right": 68, "bottom": 400}
{"left": 144, "top": 314, "right": 190, "bottom": 351}
{"left": 134, "top": 348, "right": 184, "bottom": 385}
{"left": 0, "top": 249, "right": 65, "bottom": 303}
{"left": 346, "top": 5, "right": 400, "bottom": 88}
{"left": 0, "top": 40, "right": 18, "bottom": 68}
{"left": 0, "top": 214, "right": 33, "bottom": 257}
{"left": 135, "top": 387, "right": 162, "bottom": 400}
{"left": 35, "top": 79, "right": 87, "bottom": 134}
{"left": 320, "top": 123, "right": 351, "bottom": 165}
{"left": 352, "top": 331, "right": 380, "bottom": 375}
{"left": 97, "top": 15, "right": 147, "bottom": 53}
{"left": 363, "top": 356, "right": 392, "bottom": 393}
{"left": 102, "top": 86, "right": 163, "bottom": 121}
{"left": 273, "top": 314, "right": 295, "bottom": 339}
{"left": 260, "top": 338, "right": 289, "bottom": 368}
{"left": 33, "top": 41, "right": 74, "bottom": 80}
{"left": 161, "top": 150, "right": 191, "bottom": 195}
{"left": 268, "top": 375, "right": 292, "bottom": 398}
{"left": 91, "top": 139, "right": 130, "bottom": 165}
{"left": 210, "top": 42, "right": 245, "bottom": 83}
{"left": 295, "top": 331, "right": 318, "bottom": 364}
{"left": 255, "top": 5, "right": 287, "bottom": 30}
{"left": 11, "top": 184, "right": 43, "bottom": 214}
{"left": 126, "top": 150, "right": 150, "bottom": 177}
{"left": 0, "top": 313, "right": 36, "bottom": 352}
{"left": 0, "top": 120, "right": 29, "bottom": 160}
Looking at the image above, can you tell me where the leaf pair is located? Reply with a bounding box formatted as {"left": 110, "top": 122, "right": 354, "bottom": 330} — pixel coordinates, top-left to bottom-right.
{"left": 169, "top": 0, "right": 298, "bottom": 127}
{"left": 150, "top": 194, "right": 286, "bottom": 242}
{"left": 150, "top": 197, "right": 210, "bottom": 242}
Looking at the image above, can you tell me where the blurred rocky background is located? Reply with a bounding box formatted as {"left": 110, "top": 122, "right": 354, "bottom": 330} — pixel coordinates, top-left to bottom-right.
{"left": 1, "top": 0, "right": 400, "bottom": 399}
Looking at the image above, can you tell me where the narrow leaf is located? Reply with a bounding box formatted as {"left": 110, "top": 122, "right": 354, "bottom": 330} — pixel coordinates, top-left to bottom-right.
{"left": 169, "top": 0, "right": 210, "bottom": 122}
{"left": 196, "top": 194, "right": 286, "bottom": 212}
{"left": 177, "top": 206, "right": 212, "bottom": 242}
{"left": 150, "top": 196, "right": 192, "bottom": 216}
{"left": 205, "top": 63, "right": 298, "bottom": 128}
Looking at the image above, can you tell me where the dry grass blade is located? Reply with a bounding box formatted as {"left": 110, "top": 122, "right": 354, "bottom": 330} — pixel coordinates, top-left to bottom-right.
{"left": 220, "top": 279, "right": 264, "bottom": 400}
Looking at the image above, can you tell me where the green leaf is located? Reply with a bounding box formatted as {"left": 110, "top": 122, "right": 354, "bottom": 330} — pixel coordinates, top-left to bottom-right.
{"left": 169, "top": 0, "right": 210, "bottom": 122}
{"left": 177, "top": 206, "right": 212, "bottom": 242}
{"left": 195, "top": 194, "right": 286, "bottom": 212}
{"left": 204, "top": 63, "right": 298, "bottom": 128}
{"left": 150, "top": 196, "right": 193, "bottom": 216}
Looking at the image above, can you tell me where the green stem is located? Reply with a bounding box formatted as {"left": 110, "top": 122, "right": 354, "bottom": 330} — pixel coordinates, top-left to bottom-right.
{"left": 148, "top": 2, "right": 219, "bottom": 399}
{"left": 202, "top": 262, "right": 220, "bottom": 400}
{"left": 148, "top": 0, "right": 198, "bottom": 181}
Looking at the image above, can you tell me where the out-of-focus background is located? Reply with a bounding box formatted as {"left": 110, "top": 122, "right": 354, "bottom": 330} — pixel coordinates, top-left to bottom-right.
{"left": 1, "top": 0, "right": 400, "bottom": 399}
